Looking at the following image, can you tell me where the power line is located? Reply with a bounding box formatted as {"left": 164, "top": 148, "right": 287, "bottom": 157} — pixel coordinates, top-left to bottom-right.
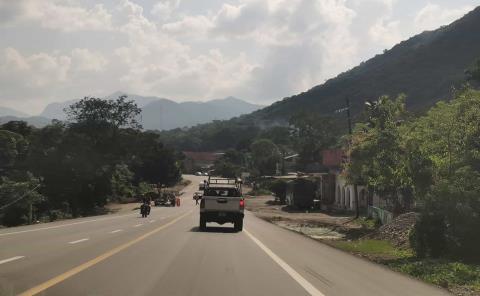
{"left": 0, "top": 184, "right": 40, "bottom": 211}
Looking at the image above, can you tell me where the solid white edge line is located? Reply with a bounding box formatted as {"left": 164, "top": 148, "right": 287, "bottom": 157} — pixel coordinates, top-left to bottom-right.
{"left": 244, "top": 229, "right": 325, "bottom": 296}
{"left": 110, "top": 229, "right": 123, "bottom": 233}
{"left": 68, "top": 238, "right": 89, "bottom": 244}
{"left": 0, "top": 256, "right": 25, "bottom": 265}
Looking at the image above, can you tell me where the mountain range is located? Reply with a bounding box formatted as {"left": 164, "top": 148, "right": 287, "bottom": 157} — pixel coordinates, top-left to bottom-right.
{"left": 0, "top": 93, "right": 263, "bottom": 130}
{"left": 3, "top": 6, "right": 480, "bottom": 134}
{"left": 0, "top": 107, "right": 28, "bottom": 118}
{"left": 244, "top": 6, "right": 480, "bottom": 123}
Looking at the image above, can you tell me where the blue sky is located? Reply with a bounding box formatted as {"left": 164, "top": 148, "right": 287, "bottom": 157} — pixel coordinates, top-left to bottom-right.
{"left": 0, "top": 0, "right": 478, "bottom": 114}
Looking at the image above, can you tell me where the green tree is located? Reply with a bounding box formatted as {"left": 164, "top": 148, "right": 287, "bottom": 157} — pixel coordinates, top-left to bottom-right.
{"left": 290, "top": 113, "right": 337, "bottom": 168}
{"left": 466, "top": 59, "right": 480, "bottom": 83}
{"left": 213, "top": 149, "right": 245, "bottom": 178}
{"left": 66, "top": 96, "right": 142, "bottom": 130}
{"left": 345, "top": 95, "right": 411, "bottom": 213}
{"left": 0, "top": 131, "right": 19, "bottom": 173}
{"left": 1, "top": 121, "right": 34, "bottom": 137}
{"left": 0, "top": 176, "right": 43, "bottom": 226}
{"left": 110, "top": 164, "right": 135, "bottom": 201}
{"left": 407, "top": 88, "right": 480, "bottom": 259}
{"left": 250, "top": 139, "right": 281, "bottom": 176}
{"left": 0, "top": 129, "right": 29, "bottom": 176}
{"left": 130, "top": 132, "right": 181, "bottom": 186}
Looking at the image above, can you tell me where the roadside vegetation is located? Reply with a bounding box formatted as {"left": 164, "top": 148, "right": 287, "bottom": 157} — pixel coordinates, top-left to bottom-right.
{"left": 0, "top": 96, "right": 182, "bottom": 227}
{"left": 331, "top": 239, "right": 480, "bottom": 294}
{"left": 243, "top": 63, "right": 480, "bottom": 295}
{"left": 345, "top": 86, "right": 480, "bottom": 261}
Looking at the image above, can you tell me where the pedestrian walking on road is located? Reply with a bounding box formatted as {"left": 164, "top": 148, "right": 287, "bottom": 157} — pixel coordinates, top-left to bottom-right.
{"left": 194, "top": 194, "right": 199, "bottom": 205}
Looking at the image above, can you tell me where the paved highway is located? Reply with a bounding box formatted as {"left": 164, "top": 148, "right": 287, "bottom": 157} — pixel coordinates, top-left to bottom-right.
{"left": 0, "top": 175, "right": 448, "bottom": 296}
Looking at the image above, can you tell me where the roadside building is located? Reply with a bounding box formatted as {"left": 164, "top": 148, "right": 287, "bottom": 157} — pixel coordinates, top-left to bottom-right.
{"left": 319, "top": 149, "right": 392, "bottom": 223}
{"left": 319, "top": 149, "right": 372, "bottom": 212}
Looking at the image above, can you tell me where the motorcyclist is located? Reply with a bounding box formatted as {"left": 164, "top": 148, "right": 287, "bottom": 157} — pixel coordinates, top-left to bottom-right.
{"left": 140, "top": 201, "right": 151, "bottom": 218}
{"left": 146, "top": 201, "right": 151, "bottom": 216}
{"left": 140, "top": 203, "right": 146, "bottom": 218}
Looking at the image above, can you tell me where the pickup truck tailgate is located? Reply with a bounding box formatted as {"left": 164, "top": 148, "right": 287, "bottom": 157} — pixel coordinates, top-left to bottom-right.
{"left": 203, "top": 196, "right": 242, "bottom": 212}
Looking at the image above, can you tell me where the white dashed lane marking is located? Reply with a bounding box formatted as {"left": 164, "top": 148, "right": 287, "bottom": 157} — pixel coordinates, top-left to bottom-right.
{"left": 68, "top": 238, "right": 89, "bottom": 244}
{"left": 0, "top": 256, "right": 25, "bottom": 265}
{"left": 133, "top": 224, "right": 143, "bottom": 227}
{"left": 0, "top": 213, "right": 137, "bottom": 237}
{"left": 110, "top": 229, "right": 123, "bottom": 234}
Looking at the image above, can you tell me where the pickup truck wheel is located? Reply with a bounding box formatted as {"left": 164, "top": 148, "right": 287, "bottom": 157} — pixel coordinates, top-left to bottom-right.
{"left": 234, "top": 218, "right": 243, "bottom": 232}
{"left": 199, "top": 215, "right": 207, "bottom": 231}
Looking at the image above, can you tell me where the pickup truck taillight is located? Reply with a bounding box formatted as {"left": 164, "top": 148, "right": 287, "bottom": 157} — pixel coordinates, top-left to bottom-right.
{"left": 239, "top": 199, "right": 245, "bottom": 209}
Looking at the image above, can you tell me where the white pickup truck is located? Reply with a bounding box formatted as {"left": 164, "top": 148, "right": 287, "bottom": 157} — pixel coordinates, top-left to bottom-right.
{"left": 199, "top": 177, "right": 245, "bottom": 231}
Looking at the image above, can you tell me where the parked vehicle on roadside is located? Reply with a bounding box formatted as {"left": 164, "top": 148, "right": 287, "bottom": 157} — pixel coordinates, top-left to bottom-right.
{"left": 199, "top": 177, "right": 244, "bottom": 231}
{"left": 286, "top": 178, "right": 317, "bottom": 209}
{"left": 153, "top": 190, "right": 177, "bottom": 207}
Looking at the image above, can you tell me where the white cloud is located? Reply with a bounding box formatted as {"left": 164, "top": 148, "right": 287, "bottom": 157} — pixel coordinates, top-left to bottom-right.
{"left": 414, "top": 3, "right": 473, "bottom": 32}
{"left": 0, "top": 47, "right": 71, "bottom": 88}
{"left": 208, "top": 0, "right": 358, "bottom": 100}
{"left": 71, "top": 49, "right": 108, "bottom": 72}
{"left": 369, "top": 18, "right": 402, "bottom": 47}
{"left": 162, "top": 15, "right": 213, "bottom": 36}
{"left": 0, "top": 0, "right": 112, "bottom": 31}
{"left": 212, "top": 1, "right": 269, "bottom": 37}
{"left": 151, "top": 0, "right": 181, "bottom": 21}
{"left": 0, "top": 0, "right": 478, "bottom": 113}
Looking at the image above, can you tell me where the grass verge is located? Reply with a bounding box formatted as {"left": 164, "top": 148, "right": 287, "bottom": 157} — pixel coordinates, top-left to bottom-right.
{"left": 389, "top": 259, "right": 480, "bottom": 293}
{"left": 332, "top": 239, "right": 412, "bottom": 259}
{"left": 331, "top": 239, "right": 480, "bottom": 295}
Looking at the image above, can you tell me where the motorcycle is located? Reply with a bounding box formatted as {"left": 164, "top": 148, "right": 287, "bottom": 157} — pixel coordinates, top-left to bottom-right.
{"left": 140, "top": 203, "right": 151, "bottom": 218}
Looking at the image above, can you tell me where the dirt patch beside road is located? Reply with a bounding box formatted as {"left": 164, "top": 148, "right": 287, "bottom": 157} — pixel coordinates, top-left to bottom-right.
{"left": 245, "top": 195, "right": 367, "bottom": 240}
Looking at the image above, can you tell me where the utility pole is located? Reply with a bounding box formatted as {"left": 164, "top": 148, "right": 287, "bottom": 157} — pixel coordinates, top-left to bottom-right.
{"left": 345, "top": 98, "right": 360, "bottom": 218}
{"left": 338, "top": 97, "right": 359, "bottom": 218}
{"left": 29, "top": 202, "right": 33, "bottom": 224}
{"left": 346, "top": 97, "right": 353, "bottom": 135}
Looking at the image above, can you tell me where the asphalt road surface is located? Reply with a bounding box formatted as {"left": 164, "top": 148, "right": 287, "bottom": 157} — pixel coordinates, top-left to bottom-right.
{"left": 0, "top": 175, "right": 449, "bottom": 296}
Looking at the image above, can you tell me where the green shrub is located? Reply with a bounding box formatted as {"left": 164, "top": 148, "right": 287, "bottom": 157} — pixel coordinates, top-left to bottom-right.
{"left": 410, "top": 210, "right": 447, "bottom": 258}
{"left": 391, "top": 260, "right": 480, "bottom": 290}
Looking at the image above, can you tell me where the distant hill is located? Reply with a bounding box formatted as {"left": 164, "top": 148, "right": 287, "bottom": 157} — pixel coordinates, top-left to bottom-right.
{"left": 141, "top": 96, "right": 263, "bottom": 130}
{"left": 156, "top": 6, "right": 480, "bottom": 151}
{"left": 246, "top": 6, "right": 480, "bottom": 122}
{"left": 0, "top": 106, "right": 28, "bottom": 118}
{"left": 39, "top": 93, "right": 160, "bottom": 120}
{"left": 39, "top": 99, "right": 76, "bottom": 120}
{"left": 38, "top": 93, "right": 263, "bottom": 130}
{"left": 0, "top": 116, "right": 52, "bottom": 128}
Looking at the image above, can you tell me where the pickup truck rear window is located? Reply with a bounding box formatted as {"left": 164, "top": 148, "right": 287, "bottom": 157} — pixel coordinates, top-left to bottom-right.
{"left": 205, "top": 188, "right": 241, "bottom": 197}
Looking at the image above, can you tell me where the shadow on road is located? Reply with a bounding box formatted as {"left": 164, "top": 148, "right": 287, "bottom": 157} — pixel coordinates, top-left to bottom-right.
{"left": 189, "top": 226, "right": 237, "bottom": 233}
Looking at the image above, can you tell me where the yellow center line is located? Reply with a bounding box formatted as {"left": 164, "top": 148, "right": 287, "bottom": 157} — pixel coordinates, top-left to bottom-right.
{"left": 19, "top": 210, "right": 192, "bottom": 296}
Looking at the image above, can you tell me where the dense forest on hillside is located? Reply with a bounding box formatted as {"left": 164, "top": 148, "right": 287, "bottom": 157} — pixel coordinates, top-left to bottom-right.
{"left": 158, "top": 7, "right": 480, "bottom": 152}
{"left": 0, "top": 97, "right": 181, "bottom": 226}
{"left": 254, "top": 6, "right": 480, "bottom": 120}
